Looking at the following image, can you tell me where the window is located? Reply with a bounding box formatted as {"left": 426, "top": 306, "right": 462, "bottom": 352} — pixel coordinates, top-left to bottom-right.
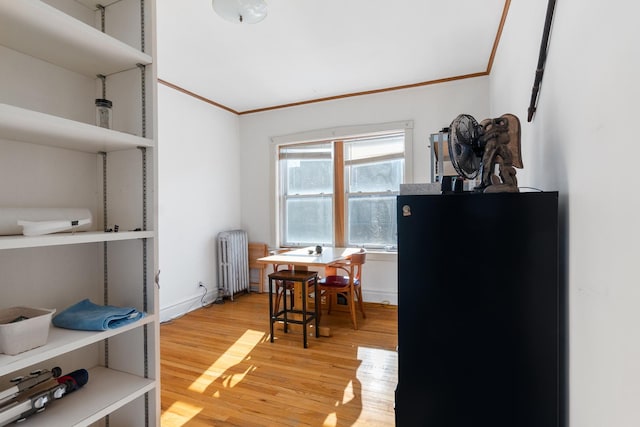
{"left": 275, "top": 123, "right": 411, "bottom": 249}
{"left": 280, "top": 142, "right": 333, "bottom": 245}
{"left": 344, "top": 134, "right": 404, "bottom": 247}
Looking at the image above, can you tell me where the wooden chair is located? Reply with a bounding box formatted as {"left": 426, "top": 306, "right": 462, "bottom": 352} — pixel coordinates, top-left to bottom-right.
{"left": 248, "top": 242, "right": 269, "bottom": 293}
{"left": 318, "top": 250, "right": 366, "bottom": 329}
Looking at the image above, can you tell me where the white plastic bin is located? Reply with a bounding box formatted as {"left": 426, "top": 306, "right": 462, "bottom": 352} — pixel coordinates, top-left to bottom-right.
{"left": 0, "top": 307, "right": 55, "bottom": 355}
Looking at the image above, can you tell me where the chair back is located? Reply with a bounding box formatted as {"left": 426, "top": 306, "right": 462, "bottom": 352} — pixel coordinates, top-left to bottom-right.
{"left": 329, "top": 250, "right": 366, "bottom": 283}
{"left": 248, "top": 242, "right": 269, "bottom": 292}
{"left": 349, "top": 251, "right": 366, "bottom": 265}
{"left": 270, "top": 248, "right": 293, "bottom": 272}
{"left": 248, "top": 242, "right": 268, "bottom": 269}
{"left": 348, "top": 251, "right": 366, "bottom": 282}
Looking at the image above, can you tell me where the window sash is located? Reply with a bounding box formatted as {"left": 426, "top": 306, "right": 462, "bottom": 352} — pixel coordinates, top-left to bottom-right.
{"left": 346, "top": 192, "right": 399, "bottom": 248}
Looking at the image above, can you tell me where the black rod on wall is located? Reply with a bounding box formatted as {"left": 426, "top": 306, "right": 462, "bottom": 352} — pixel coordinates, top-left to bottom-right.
{"left": 527, "top": 0, "right": 557, "bottom": 122}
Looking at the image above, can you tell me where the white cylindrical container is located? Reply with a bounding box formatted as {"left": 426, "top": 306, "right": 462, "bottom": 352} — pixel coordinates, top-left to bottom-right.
{"left": 95, "top": 98, "right": 113, "bottom": 129}
{"left": 0, "top": 207, "right": 93, "bottom": 236}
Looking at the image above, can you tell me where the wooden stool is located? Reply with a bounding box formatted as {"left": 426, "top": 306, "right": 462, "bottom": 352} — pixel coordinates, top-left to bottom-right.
{"left": 268, "top": 269, "right": 319, "bottom": 348}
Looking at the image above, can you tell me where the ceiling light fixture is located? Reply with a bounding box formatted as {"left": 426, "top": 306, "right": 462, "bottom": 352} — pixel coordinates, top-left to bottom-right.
{"left": 212, "top": 0, "right": 268, "bottom": 24}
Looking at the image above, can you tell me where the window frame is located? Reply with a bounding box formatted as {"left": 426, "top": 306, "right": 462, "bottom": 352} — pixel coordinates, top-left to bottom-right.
{"left": 270, "top": 120, "right": 413, "bottom": 249}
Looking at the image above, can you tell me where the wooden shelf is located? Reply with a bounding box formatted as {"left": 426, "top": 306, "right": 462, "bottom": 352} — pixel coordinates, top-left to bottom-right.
{"left": 0, "top": 231, "right": 155, "bottom": 250}
{"left": 0, "top": 0, "right": 151, "bottom": 77}
{"left": 0, "top": 315, "right": 155, "bottom": 377}
{"left": 12, "top": 366, "right": 156, "bottom": 426}
{"left": 0, "top": 104, "right": 153, "bottom": 153}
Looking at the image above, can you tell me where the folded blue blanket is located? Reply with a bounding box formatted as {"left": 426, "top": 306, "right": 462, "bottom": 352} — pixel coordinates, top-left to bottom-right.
{"left": 53, "top": 299, "right": 145, "bottom": 331}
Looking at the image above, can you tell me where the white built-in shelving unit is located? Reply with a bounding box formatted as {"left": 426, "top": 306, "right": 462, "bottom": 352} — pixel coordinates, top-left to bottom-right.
{"left": 0, "top": 0, "right": 159, "bottom": 425}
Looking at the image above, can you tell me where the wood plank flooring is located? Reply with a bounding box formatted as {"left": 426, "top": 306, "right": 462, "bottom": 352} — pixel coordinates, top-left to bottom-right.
{"left": 160, "top": 292, "right": 398, "bottom": 426}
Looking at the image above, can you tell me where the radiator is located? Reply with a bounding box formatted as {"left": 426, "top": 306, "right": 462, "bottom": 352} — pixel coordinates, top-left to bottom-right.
{"left": 217, "top": 229, "right": 250, "bottom": 301}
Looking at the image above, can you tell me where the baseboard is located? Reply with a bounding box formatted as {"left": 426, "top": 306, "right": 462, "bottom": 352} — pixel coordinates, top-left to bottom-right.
{"left": 362, "top": 289, "right": 397, "bottom": 306}
{"left": 160, "top": 288, "right": 396, "bottom": 322}
{"left": 160, "top": 290, "right": 219, "bottom": 323}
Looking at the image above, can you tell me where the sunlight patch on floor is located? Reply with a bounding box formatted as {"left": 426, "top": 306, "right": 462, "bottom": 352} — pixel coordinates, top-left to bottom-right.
{"left": 317, "top": 347, "right": 398, "bottom": 427}
{"left": 356, "top": 346, "right": 398, "bottom": 379}
{"left": 160, "top": 400, "right": 203, "bottom": 426}
{"left": 342, "top": 379, "right": 355, "bottom": 404}
{"left": 322, "top": 412, "right": 338, "bottom": 426}
{"left": 188, "top": 329, "right": 265, "bottom": 393}
{"left": 356, "top": 346, "right": 398, "bottom": 397}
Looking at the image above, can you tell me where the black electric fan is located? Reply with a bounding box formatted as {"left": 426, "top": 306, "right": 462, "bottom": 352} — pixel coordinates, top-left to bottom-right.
{"left": 448, "top": 114, "right": 484, "bottom": 179}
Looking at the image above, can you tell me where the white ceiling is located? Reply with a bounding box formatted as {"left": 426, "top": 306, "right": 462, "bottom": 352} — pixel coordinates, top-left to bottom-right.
{"left": 157, "top": 0, "right": 508, "bottom": 114}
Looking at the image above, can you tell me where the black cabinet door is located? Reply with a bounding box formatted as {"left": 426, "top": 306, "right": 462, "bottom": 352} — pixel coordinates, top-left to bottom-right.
{"left": 396, "top": 192, "right": 560, "bottom": 427}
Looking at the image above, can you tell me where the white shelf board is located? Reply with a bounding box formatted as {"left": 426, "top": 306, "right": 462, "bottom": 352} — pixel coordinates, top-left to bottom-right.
{"left": 74, "top": 0, "right": 122, "bottom": 10}
{"left": 0, "top": 230, "right": 155, "bottom": 250}
{"left": 0, "top": 315, "right": 156, "bottom": 377}
{"left": 0, "top": 104, "right": 153, "bottom": 153}
{"left": 0, "top": 0, "right": 152, "bottom": 77}
{"left": 14, "top": 366, "right": 156, "bottom": 426}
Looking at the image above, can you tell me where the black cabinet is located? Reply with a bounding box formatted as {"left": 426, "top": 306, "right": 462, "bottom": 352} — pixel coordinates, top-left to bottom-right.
{"left": 395, "top": 191, "right": 563, "bottom": 427}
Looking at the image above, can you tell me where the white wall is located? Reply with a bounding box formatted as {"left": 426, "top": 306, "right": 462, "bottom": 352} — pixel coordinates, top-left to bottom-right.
{"left": 239, "top": 78, "right": 491, "bottom": 304}
{"left": 490, "top": 2, "right": 640, "bottom": 426}
{"left": 157, "top": 84, "right": 242, "bottom": 321}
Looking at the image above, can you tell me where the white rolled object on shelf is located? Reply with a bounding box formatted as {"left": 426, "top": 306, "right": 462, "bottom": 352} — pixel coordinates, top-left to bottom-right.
{"left": 0, "top": 208, "right": 93, "bottom": 236}
{"left": 18, "top": 218, "right": 92, "bottom": 236}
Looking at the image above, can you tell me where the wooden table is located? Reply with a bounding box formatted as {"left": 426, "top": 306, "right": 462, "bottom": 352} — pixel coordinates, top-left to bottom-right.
{"left": 257, "top": 246, "right": 361, "bottom": 337}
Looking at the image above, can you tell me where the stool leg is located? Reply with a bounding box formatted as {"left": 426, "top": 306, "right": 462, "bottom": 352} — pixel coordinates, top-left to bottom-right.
{"left": 282, "top": 281, "right": 288, "bottom": 334}
{"left": 302, "top": 279, "right": 308, "bottom": 348}
{"left": 313, "top": 277, "right": 319, "bottom": 338}
{"left": 274, "top": 282, "right": 282, "bottom": 315}
{"left": 268, "top": 277, "right": 274, "bottom": 343}
{"left": 289, "top": 284, "right": 294, "bottom": 309}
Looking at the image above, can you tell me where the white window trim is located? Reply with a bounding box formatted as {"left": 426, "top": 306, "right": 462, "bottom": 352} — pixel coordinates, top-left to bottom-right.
{"left": 269, "top": 120, "right": 414, "bottom": 248}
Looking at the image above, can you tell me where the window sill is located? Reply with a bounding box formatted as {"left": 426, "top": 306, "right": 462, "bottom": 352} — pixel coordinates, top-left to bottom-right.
{"left": 364, "top": 250, "right": 397, "bottom": 262}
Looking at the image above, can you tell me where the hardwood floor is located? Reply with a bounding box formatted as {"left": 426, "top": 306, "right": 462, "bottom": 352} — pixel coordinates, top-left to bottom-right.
{"left": 160, "top": 292, "right": 398, "bottom": 426}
